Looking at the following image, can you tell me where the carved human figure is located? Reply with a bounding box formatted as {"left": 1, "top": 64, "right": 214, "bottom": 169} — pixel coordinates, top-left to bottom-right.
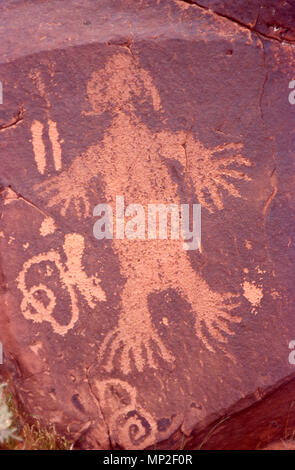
{"left": 34, "top": 53, "right": 250, "bottom": 372}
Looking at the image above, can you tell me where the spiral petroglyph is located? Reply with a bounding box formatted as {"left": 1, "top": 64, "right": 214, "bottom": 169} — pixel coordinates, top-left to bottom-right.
{"left": 94, "top": 379, "right": 157, "bottom": 450}
{"left": 17, "top": 233, "right": 106, "bottom": 335}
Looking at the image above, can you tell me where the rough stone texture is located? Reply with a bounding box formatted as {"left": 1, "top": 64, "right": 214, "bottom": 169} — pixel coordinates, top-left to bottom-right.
{"left": 188, "top": 0, "right": 295, "bottom": 43}
{"left": 0, "top": 0, "right": 295, "bottom": 450}
{"left": 263, "top": 441, "right": 295, "bottom": 450}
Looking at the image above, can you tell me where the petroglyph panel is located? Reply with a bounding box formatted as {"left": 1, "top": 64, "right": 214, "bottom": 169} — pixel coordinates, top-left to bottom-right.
{"left": 0, "top": 0, "right": 295, "bottom": 451}
{"left": 33, "top": 54, "right": 246, "bottom": 373}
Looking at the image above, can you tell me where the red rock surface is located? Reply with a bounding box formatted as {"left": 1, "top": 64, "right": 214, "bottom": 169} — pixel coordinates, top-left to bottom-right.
{"left": 263, "top": 441, "right": 295, "bottom": 450}
{"left": 0, "top": 0, "right": 295, "bottom": 450}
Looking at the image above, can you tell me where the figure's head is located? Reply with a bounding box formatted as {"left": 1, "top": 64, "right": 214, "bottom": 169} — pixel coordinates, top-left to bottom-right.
{"left": 86, "top": 53, "right": 162, "bottom": 116}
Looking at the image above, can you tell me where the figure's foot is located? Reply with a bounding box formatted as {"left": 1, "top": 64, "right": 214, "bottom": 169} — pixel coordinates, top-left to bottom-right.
{"left": 194, "top": 291, "right": 241, "bottom": 354}
{"left": 99, "top": 325, "right": 174, "bottom": 375}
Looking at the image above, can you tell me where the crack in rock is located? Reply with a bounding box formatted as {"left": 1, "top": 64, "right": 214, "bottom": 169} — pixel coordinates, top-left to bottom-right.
{"left": 85, "top": 365, "right": 112, "bottom": 450}
{"left": 176, "top": 0, "right": 295, "bottom": 45}
{"left": 0, "top": 185, "right": 50, "bottom": 218}
{"left": 257, "top": 37, "right": 268, "bottom": 126}
{"left": 0, "top": 105, "right": 24, "bottom": 131}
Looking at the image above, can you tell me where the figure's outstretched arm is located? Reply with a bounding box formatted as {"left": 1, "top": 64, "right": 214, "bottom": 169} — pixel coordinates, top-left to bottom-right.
{"left": 34, "top": 143, "right": 104, "bottom": 218}
{"left": 158, "top": 130, "right": 251, "bottom": 213}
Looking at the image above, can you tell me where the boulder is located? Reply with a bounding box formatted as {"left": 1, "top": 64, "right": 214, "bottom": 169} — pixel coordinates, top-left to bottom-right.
{"left": 0, "top": 0, "right": 295, "bottom": 449}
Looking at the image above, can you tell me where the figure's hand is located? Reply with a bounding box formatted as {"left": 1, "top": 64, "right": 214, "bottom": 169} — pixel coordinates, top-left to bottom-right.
{"left": 187, "top": 140, "right": 251, "bottom": 212}
{"left": 34, "top": 166, "right": 91, "bottom": 218}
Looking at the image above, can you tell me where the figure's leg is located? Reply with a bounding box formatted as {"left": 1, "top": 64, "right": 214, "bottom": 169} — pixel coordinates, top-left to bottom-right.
{"left": 165, "top": 251, "right": 241, "bottom": 354}
{"left": 99, "top": 276, "right": 174, "bottom": 375}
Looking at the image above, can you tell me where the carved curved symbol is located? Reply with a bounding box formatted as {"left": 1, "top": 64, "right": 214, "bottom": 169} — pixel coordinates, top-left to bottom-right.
{"left": 94, "top": 379, "right": 157, "bottom": 450}
{"left": 17, "top": 234, "right": 106, "bottom": 335}
{"left": 30, "top": 69, "right": 63, "bottom": 175}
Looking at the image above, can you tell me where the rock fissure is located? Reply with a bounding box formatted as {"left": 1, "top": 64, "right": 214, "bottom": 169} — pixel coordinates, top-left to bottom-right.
{"left": 0, "top": 105, "right": 24, "bottom": 131}
{"left": 85, "top": 366, "right": 113, "bottom": 450}
{"left": 176, "top": 0, "right": 295, "bottom": 46}
{"left": 257, "top": 37, "right": 268, "bottom": 126}
{"left": 1, "top": 185, "right": 51, "bottom": 218}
